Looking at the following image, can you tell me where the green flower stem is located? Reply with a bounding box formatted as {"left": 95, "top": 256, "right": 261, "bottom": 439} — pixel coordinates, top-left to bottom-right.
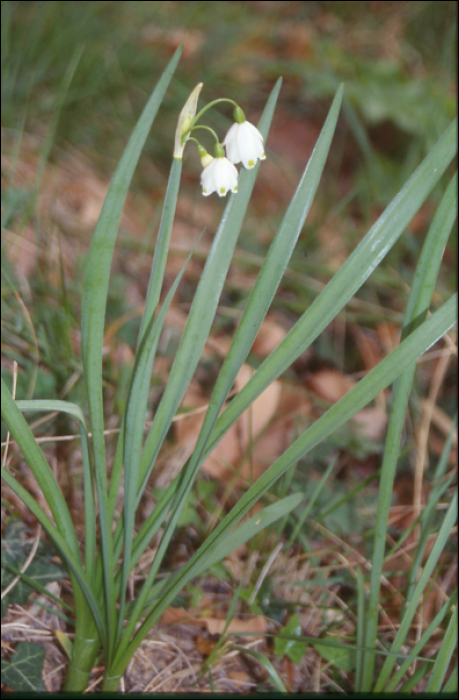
{"left": 189, "top": 97, "right": 239, "bottom": 129}
{"left": 184, "top": 123, "right": 220, "bottom": 148}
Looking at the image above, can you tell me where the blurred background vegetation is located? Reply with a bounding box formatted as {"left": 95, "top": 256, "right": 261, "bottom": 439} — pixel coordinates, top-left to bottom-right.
{"left": 2, "top": 1, "right": 456, "bottom": 184}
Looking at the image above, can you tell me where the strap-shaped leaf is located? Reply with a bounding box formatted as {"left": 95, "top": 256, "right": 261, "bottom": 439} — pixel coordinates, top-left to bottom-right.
{"left": 117, "top": 78, "right": 283, "bottom": 657}
{"left": 112, "top": 294, "right": 455, "bottom": 675}
{"left": 135, "top": 294, "right": 456, "bottom": 638}
{"left": 80, "top": 47, "right": 182, "bottom": 646}
{"left": 10, "top": 397, "right": 96, "bottom": 581}
{"left": 1, "top": 466, "right": 103, "bottom": 638}
{"left": 205, "top": 119, "right": 457, "bottom": 457}
{"left": 152, "top": 84, "right": 344, "bottom": 541}
{"left": 15, "top": 399, "right": 87, "bottom": 428}
{"left": 136, "top": 78, "right": 284, "bottom": 498}
{"left": 1, "top": 381, "right": 81, "bottom": 562}
{"left": 112, "top": 492, "right": 302, "bottom": 674}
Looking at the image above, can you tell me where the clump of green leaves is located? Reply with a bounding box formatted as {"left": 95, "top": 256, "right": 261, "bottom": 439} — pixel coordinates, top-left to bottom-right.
{"left": 1, "top": 45, "right": 456, "bottom": 693}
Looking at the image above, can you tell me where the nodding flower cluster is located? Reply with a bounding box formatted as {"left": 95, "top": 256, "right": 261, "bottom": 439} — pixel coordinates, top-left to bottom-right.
{"left": 174, "top": 83, "right": 266, "bottom": 197}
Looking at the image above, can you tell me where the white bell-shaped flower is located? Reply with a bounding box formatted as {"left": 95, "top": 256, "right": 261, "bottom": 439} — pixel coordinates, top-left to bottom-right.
{"left": 223, "top": 108, "right": 265, "bottom": 169}
{"left": 200, "top": 144, "right": 239, "bottom": 197}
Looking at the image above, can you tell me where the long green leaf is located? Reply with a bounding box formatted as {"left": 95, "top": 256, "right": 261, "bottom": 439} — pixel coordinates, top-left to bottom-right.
{"left": 15, "top": 399, "right": 87, "bottom": 428}
{"left": 117, "top": 219, "right": 196, "bottom": 640}
{"left": 107, "top": 238, "right": 200, "bottom": 531}
{"left": 204, "top": 119, "right": 457, "bottom": 457}
{"left": 120, "top": 159, "right": 184, "bottom": 526}
{"left": 1, "top": 466, "right": 103, "bottom": 639}
{"left": 14, "top": 397, "right": 96, "bottom": 581}
{"left": 202, "top": 84, "right": 343, "bottom": 429}
{"left": 221, "top": 295, "right": 456, "bottom": 536}
{"left": 157, "top": 296, "right": 456, "bottom": 628}
{"left": 145, "top": 83, "right": 343, "bottom": 555}
{"left": 1, "top": 382, "right": 81, "bottom": 562}
{"left": 1, "top": 383, "right": 102, "bottom": 658}
{"left": 136, "top": 78, "right": 284, "bottom": 500}
{"left": 114, "top": 294, "right": 454, "bottom": 674}
{"left": 442, "top": 664, "right": 458, "bottom": 693}
{"left": 112, "top": 493, "right": 302, "bottom": 674}
{"left": 137, "top": 157, "right": 183, "bottom": 346}
{"left": 127, "top": 80, "right": 342, "bottom": 602}
{"left": 79, "top": 46, "right": 182, "bottom": 653}
{"left": 113, "top": 80, "right": 283, "bottom": 662}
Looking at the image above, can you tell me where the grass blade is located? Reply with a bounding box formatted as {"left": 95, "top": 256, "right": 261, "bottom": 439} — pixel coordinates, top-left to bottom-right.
{"left": 385, "top": 592, "right": 457, "bottom": 692}
{"left": 233, "top": 647, "right": 288, "bottom": 692}
{"left": 361, "top": 172, "right": 457, "bottom": 689}
{"left": 374, "top": 490, "right": 458, "bottom": 691}
{"left": 442, "top": 665, "right": 458, "bottom": 693}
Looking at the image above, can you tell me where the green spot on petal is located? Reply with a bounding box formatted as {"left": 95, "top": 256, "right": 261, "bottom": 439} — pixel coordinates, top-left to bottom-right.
{"left": 248, "top": 159, "right": 255, "bottom": 167}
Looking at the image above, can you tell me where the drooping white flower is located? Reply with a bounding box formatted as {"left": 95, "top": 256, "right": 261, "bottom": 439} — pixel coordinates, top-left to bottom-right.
{"left": 201, "top": 155, "right": 239, "bottom": 197}
{"left": 223, "top": 111, "right": 266, "bottom": 169}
